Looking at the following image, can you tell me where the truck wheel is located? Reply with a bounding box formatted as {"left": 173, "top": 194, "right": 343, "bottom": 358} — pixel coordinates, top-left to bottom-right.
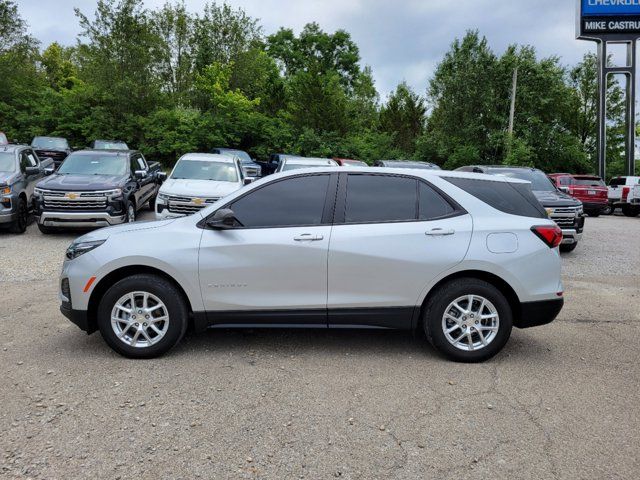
{"left": 147, "top": 194, "right": 157, "bottom": 211}
{"left": 422, "top": 278, "right": 512, "bottom": 363}
{"left": 601, "top": 204, "right": 613, "bottom": 215}
{"left": 97, "top": 274, "right": 188, "bottom": 358}
{"left": 125, "top": 200, "right": 136, "bottom": 222}
{"left": 622, "top": 205, "right": 639, "bottom": 217}
{"left": 587, "top": 210, "right": 600, "bottom": 218}
{"left": 560, "top": 243, "right": 578, "bottom": 253}
{"left": 8, "top": 197, "right": 28, "bottom": 234}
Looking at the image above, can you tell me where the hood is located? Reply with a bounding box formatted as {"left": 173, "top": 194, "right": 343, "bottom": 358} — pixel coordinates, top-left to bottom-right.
{"left": 36, "top": 173, "right": 127, "bottom": 191}
{"left": 0, "top": 171, "right": 20, "bottom": 186}
{"left": 74, "top": 218, "right": 178, "bottom": 243}
{"left": 160, "top": 178, "right": 241, "bottom": 198}
{"left": 533, "top": 189, "right": 582, "bottom": 207}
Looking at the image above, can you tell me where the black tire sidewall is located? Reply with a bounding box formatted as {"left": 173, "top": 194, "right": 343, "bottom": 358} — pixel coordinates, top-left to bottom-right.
{"left": 97, "top": 274, "right": 188, "bottom": 358}
{"left": 126, "top": 200, "right": 136, "bottom": 222}
{"left": 423, "top": 278, "right": 513, "bottom": 363}
{"left": 560, "top": 242, "right": 578, "bottom": 253}
{"left": 9, "top": 198, "right": 27, "bottom": 233}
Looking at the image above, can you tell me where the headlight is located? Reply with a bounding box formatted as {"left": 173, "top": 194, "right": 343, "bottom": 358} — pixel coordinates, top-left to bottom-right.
{"left": 33, "top": 187, "right": 43, "bottom": 197}
{"left": 103, "top": 188, "right": 123, "bottom": 199}
{"left": 65, "top": 239, "right": 106, "bottom": 260}
{"left": 158, "top": 193, "right": 169, "bottom": 202}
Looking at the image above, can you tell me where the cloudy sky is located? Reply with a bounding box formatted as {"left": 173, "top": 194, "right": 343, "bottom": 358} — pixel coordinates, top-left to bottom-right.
{"left": 16, "top": 0, "right": 594, "bottom": 97}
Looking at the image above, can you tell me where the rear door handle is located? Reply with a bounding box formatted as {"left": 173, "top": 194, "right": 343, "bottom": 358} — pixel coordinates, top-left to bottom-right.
{"left": 425, "top": 228, "right": 455, "bottom": 236}
{"left": 294, "top": 233, "right": 324, "bottom": 241}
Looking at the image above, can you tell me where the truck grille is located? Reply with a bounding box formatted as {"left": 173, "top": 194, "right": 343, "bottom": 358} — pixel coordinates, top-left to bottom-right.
{"left": 549, "top": 207, "right": 580, "bottom": 227}
{"left": 167, "top": 195, "right": 219, "bottom": 215}
{"left": 42, "top": 190, "right": 108, "bottom": 210}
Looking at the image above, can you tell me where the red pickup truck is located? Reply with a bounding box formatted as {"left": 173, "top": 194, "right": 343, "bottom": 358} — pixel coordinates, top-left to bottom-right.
{"left": 548, "top": 173, "right": 608, "bottom": 217}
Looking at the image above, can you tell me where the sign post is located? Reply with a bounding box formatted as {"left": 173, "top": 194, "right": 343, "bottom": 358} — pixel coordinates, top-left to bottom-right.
{"left": 576, "top": 0, "right": 640, "bottom": 179}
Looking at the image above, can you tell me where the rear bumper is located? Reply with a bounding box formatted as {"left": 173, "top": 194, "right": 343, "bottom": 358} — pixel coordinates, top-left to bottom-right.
{"left": 38, "top": 211, "right": 126, "bottom": 228}
{"left": 581, "top": 201, "right": 607, "bottom": 210}
{"left": 60, "top": 304, "right": 96, "bottom": 334}
{"left": 515, "top": 298, "right": 564, "bottom": 329}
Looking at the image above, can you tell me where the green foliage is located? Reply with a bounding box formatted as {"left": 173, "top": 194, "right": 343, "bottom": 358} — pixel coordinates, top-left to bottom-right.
{"left": 0, "top": 3, "right": 622, "bottom": 175}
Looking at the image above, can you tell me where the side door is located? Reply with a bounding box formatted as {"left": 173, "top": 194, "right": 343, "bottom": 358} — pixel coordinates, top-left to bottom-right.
{"left": 130, "top": 153, "right": 153, "bottom": 208}
{"left": 327, "top": 173, "right": 472, "bottom": 329}
{"left": 21, "top": 149, "right": 42, "bottom": 202}
{"left": 198, "top": 173, "right": 338, "bottom": 325}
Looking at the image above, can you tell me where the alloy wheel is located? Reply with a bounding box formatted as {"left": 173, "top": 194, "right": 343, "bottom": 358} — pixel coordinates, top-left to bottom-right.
{"left": 110, "top": 291, "right": 169, "bottom": 348}
{"left": 441, "top": 294, "right": 500, "bottom": 351}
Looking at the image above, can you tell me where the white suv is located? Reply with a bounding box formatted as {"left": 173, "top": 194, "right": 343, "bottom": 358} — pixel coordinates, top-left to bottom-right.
{"left": 155, "top": 153, "right": 248, "bottom": 219}
{"left": 59, "top": 168, "right": 564, "bottom": 362}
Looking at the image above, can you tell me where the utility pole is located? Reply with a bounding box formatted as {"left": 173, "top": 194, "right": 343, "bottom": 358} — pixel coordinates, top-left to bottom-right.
{"left": 505, "top": 67, "right": 518, "bottom": 159}
{"left": 508, "top": 67, "right": 518, "bottom": 136}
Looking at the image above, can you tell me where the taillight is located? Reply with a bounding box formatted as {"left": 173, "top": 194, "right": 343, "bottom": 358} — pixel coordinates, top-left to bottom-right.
{"left": 622, "top": 187, "right": 630, "bottom": 201}
{"left": 531, "top": 225, "right": 563, "bottom": 248}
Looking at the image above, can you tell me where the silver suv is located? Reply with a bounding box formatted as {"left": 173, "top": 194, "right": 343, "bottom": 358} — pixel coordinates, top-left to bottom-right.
{"left": 59, "top": 168, "right": 564, "bottom": 362}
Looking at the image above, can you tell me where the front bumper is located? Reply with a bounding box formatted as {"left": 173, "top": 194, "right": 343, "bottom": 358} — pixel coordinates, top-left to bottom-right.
{"left": 0, "top": 211, "right": 17, "bottom": 224}
{"left": 37, "top": 211, "right": 126, "bottom": 228}
{"left": 515, "top": 297, "right": 564, "bottom": 329}
{"left": 60, "top": 304, "right": 96, "bottom": 334}
{"left": 561, "top": 229, "right": 582, "bottom": 245}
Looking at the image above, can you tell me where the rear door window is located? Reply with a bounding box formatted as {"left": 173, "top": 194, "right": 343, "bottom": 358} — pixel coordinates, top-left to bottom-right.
{"left": 344, "top": 174, "right": 417, "bottom": 223}
{"left": 444, "top": 177, "right": 546, "bottom": 218}
{"left": 419, "top": 182, "right": 455, "bottom": 219}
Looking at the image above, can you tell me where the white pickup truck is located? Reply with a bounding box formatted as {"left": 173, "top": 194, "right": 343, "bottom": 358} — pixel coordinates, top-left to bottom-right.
{"left": 607, "top": 176, "right": 640, "bottom": 217}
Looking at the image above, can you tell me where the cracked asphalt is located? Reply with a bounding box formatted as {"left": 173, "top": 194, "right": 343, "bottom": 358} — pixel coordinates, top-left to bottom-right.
{"left": 1, "top": 213, "right": 639, "bottom": 479}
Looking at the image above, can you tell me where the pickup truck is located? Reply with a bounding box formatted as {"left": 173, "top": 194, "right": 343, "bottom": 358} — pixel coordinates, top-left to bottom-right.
{"left": 607, "top": 176, "right": 640, "bottom": 217}
{"left": 33, "top": 149, "right": 164, "bottom": 233}
{"left": 547, "top": 173, "right": 608, "bottom": 217}
{"left": 210, "top": 148, "right": 262, "bottom": 178}
{"left": 0, "top": 144, "right": 54, "bottom": 233}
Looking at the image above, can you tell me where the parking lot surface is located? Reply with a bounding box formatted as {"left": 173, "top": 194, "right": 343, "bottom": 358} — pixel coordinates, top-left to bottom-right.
{"left": 1, "top": 213, "right": 638, "bottom": 479}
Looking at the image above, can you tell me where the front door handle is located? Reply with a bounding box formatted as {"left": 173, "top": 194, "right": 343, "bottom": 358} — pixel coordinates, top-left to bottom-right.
{"left": 425, "top": 228, "right": 455, "bottom": 236}
{"left": 294, "top": 233, "right": 324, "bottom": 241}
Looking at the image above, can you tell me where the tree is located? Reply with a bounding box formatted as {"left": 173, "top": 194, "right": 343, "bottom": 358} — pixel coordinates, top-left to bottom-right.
{"left": 379, "top": 82, "right": 426, "bottom": 154}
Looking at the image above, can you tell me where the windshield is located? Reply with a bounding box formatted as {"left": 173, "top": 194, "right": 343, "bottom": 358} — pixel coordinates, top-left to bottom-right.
{"left": 0, "top": 152, "right": 15, "bottom": 172}
{"left": 32, "top": 137, "right": 69, "bottom": 150}
{"left": 57, "top": 153, "right": 127, "bottom": 175}
{"left": 171, "top": 160, "right": 238, "bottom": 182}
{"left": 609, "top": 177, "right": 627, "bottom": 186}
{"left": 94, "top": 140, "right": 128, "bottom": 150}
{"left": 489, "top": 168, "right": 556, "bottom": 191}
{"left": 574, "top": 177, "right": 605, "bottom": 187}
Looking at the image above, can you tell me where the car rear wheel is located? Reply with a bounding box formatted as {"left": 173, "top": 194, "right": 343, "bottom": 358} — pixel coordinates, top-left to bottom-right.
{"left": 423, "top": 278, "right": 512, "bottom": 362}
{"left": 601, "top": 204, "right": 613, "bottom": 215}
{"left": 8, "top": 197, "right": 28, "bottom": 234}
{"left": 586, "top": 210, "right": 600, "bottom": 217}
{"left": 622, "top": 205, "right": 639, "bottom": 217}
{"left": 125, "top": 200, "right": 136, "bottom": 222}
{"left": 97, "top": 274, "right": 188, "bottom": 358}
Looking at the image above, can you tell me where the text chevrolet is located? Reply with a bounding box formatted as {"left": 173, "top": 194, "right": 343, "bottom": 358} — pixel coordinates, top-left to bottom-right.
{"left": 60, "top": 168, "right": 564, "bottom": 362}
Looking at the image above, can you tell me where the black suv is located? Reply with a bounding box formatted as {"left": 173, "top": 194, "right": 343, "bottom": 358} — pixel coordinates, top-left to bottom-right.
{"left": 456, "top": 165, "right": 584, "bottom": 252}
{"left": 33, "top": 149, "right": 164, "bottom": 233}
{"left": 31, "top": 136, "right": 72, "bottom": 169}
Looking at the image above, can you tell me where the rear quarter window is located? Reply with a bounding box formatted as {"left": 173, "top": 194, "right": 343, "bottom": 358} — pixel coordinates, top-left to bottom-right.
{"left": 443, "top": 177, "right": 546, "bottom": 218}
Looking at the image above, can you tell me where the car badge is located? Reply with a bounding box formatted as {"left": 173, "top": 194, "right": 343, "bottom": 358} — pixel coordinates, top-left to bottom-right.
{"left": 193, "top": 198, "right": 203, "bottom": 205}
{"left": 66, "top": 192, "right": 78, "bottom": 200}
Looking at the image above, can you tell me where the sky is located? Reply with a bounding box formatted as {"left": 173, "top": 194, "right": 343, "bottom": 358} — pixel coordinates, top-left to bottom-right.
{"left": 16, "top": 0, "right": 595, "bottom": 97}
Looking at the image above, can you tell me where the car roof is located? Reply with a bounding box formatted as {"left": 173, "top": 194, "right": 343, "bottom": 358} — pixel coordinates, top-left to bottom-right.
{"left": 33, "top": 135, "right": 66, "bottom": 140}
{"left": 0, "top": 144, "right": 23, "bottom": 153}
{"left": 180, "top": 153, "right": 236, "bottom": 163}
{"left": 284, "top": 157, "right": 336, "bottom": 165}
{"left": 468, "top": 165, "right": 540, "bottom": 171}
{"left": 269, "top": 166, "right": 530, "bottom": 184}
{"left": 73, "top": 149, "right": 136, "bottom": 156}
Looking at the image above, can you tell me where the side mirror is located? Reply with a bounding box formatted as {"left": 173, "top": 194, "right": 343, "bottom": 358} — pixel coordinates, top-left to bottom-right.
{"left": 243, "top": 178, "right": 253, "bottom": 185}
{"left": 157, "top": 172, "right": 167, "bottom": 182}
{"left": 25, "top": 166, "right": 40, "bottom": 175}
{"left": 134, "top": 169, "right": 147, "bottom": 179}
{"left": 206, "top": 208, "right": 239, "bottom": 229}
{"left": 558, "top": 186, "right": 569, "bottom": 193}
{"left": 44, "top": 166, "right": 55, "bottom": 175}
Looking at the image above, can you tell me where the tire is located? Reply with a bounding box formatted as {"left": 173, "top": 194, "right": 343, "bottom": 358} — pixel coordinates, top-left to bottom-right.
{"left": 601, "top": 205, "right": 613, "bottom": 215}
{"left": 8, "top": 197, "right": 28, "bottom": 234}
{"left": 587, "top": 210, "right": 600, "bottom": 218}
{"left": 37, "top": 222, "right": 58, "bottom": 234}
{"left": 125, "top": 199, "right": 136, "bottom": 222}
{"left": 560, "top": 242, "right": 578, "bottom": 253}
{"left": 422, "top": 278, "right": 513, "bottom": 363}
{"left": 97, "top": 274, "right": 188, "bottom": 359}
{"left": 622, "top": 205, "right": 639, "bottom": 217}
{"left": 147, "top": 194, "right": 157, "bottom": 211}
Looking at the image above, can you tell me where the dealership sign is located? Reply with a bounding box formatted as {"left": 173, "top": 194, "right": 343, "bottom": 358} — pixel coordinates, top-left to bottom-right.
{"left": 577, "top": 0, "right": 640, "bottom": 36}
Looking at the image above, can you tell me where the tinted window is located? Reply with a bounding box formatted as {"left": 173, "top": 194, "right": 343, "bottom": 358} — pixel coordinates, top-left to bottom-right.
{"left": 609, "top": 177, "right": 628, "bottom": 186}
{"left": 345, "top": 174, "right": 417, "bottom": 223}
{"left": 444, "top": 177, "right": 546, "bottom": 218}
{"left": 230, "top": 174, "right": 329, "bottom": 227}
{"left": 419, "top": 182, "right": 455, "bottom": 219}
{"left": 486, "top": 168, "right": 556, "bottom": 191}
{"left": 573, "top": 177, "right": 605, "bottom": 187}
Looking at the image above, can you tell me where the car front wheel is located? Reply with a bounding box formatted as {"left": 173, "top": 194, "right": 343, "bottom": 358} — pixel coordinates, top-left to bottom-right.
{"left": 97, "top": 274, "right": 188, "bottom": 358}
{"left": 423, "top": 278, "right": 513, "bottom": 362}
{"left": 8, "top": 197, "right": 28, "bottom": 234}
